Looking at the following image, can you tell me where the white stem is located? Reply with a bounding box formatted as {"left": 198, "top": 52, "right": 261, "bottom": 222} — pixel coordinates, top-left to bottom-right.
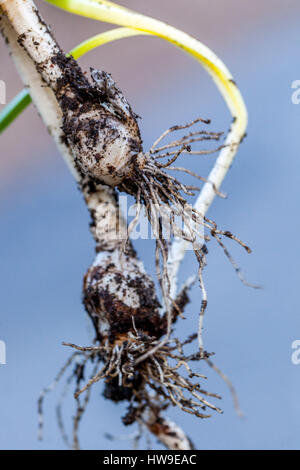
{"left": 0, "top": 11, "right": 78, "bottom": 179}
{"left": 0, "top": 0, "right": 63, "bottom": 88}
{"left": 146, "top": 414, "right": 193, "bottom": 450}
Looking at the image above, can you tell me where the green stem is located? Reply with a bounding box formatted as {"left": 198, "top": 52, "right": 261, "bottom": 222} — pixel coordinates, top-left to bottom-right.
{"left": 0, "top": 88, "right": 31, "bottom": 133}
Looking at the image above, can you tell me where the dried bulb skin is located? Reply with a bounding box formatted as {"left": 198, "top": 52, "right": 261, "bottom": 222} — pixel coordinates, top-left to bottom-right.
{"left": 52, "top": 56, "right": 144, "bottom": 186}
{"left": 83, "top": 250, "right": 163, "bottom": 344}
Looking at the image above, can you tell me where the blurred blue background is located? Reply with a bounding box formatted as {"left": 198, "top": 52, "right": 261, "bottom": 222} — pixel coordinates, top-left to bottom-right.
{"left": 1, "top": 0, "right": 300, "bottom": 450}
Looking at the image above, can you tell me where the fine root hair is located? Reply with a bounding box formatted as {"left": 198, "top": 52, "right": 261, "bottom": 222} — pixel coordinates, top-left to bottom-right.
{"left": 120, "top": 117, "right": 256, "bottom": 358}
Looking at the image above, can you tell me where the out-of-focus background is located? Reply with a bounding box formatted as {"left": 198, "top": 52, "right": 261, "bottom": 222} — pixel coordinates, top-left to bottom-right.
{"left": 1, "top": 0, "right": 300, "bottom": 450}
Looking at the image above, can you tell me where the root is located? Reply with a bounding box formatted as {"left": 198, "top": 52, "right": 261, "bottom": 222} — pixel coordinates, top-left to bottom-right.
{"left": 38, "top": 352, "right": 78, "bottom": 441}
{"left": 119, "top": 117, "right": 255, "bottom": 362}
{"left": 73, "top": 359, "right": 100, "bottom": 450}
{"left": 56, "top": 369, "right": 76, "bottom": 448}
{"left": 104, "top": 428, "right": 143, "bottom": 449}
{"left": 38, "top": 337, "right": 242, "bottom": 449}
{"left": 66, "top": 332, "right": 221, "bottom": 421}
{"left": 149, "top": 117, "right": 218, "bottom": 152}
{"left": 39, "top": 327, "right": 219, "bottom": 447}
{"left": 205, "top": 358, "right": 243, "bottom": 418}
{"left": 38, "top": 283, "right": 241, "bottom": 450}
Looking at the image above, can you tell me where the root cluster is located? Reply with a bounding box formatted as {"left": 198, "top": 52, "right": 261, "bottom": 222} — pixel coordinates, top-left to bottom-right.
{"left": 120, "top": 118, "right": 255, "bottom": 355}
{"left": 39, "top": 326, "right": 222, "bottom": 450}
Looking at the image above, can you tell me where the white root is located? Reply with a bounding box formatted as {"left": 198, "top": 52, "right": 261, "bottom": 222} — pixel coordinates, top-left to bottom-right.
{"left": 168, "top": 130, "right": 241, "bottom": 299}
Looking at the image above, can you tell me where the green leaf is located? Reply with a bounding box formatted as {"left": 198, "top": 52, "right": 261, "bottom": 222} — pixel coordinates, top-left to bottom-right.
{"left": 0, "top": 88, "right": 31, "bottom": 134}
